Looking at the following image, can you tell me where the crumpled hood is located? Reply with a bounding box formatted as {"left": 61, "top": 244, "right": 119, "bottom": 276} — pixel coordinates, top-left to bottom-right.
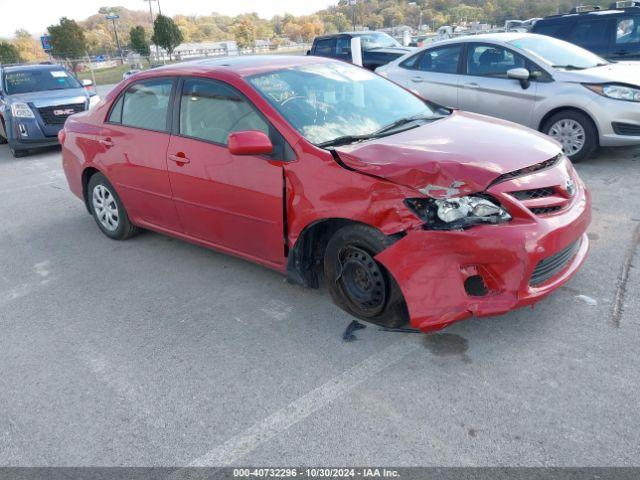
{"left": 334, "top": 111, "right": 561, "bottom": 198}
{"left": 557, "top": 62, "right": 640, "bottom": 86}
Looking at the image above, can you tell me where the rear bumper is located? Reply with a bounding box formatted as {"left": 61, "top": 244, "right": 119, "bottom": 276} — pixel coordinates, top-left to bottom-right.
{"left": 376, "top": 171, "right": 591, "bottom": 333}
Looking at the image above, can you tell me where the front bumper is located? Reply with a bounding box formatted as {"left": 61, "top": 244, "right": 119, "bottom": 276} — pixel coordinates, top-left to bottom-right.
{"left": 6, "top": 116, "right": 62, "bottom": 151}
{"left": 375, "top": 156, "right": 591, "bottom": 332}
{"left": 585, "top": 96, "right": 640, "bottom": 147}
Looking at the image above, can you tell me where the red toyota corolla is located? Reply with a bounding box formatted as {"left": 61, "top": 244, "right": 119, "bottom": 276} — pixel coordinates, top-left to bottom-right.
{"left": 60, "top": 56, "right": 591, "bottom": 332}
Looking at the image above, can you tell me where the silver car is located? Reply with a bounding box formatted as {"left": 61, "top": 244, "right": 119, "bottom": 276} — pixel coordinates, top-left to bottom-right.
{"left": 377, "top": 33, "right": 640, "bottom": 161}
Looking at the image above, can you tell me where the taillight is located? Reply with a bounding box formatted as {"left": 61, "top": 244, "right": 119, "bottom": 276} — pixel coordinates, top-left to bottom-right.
{"left": 58, "top": 129, "right": 66, "bottom": 145}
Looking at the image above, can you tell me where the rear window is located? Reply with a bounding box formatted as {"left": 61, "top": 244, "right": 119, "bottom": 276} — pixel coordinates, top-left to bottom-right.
{"left": 4, "top": 69, "right": 81, "bottom": 95}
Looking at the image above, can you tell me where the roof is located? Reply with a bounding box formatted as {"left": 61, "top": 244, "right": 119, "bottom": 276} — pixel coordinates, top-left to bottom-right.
{"left": 149, "top": 55, "right": 334, "bottom": 77}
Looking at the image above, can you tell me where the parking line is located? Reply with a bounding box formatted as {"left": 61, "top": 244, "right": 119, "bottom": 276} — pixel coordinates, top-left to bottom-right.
{"left": 179, "top": 338, "right": 418, "bottom": 469}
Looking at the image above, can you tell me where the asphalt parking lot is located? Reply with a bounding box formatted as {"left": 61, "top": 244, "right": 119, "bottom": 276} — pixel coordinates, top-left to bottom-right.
{"left": 0, "top": 137, "right": 639, "bottom": 467}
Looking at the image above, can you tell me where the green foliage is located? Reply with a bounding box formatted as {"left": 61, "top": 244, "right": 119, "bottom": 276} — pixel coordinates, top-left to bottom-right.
{"left": 152, "top": 14, "right": 183, "bottom": 59}
{"left": 130, "top": 25, "right": 150, "bottom": 57}
{"left": 234, "top": 19, "right": 256, "bottom": 49}
{"left": 0, "top": 41, "right": 21, "bottom": 64}
{"left": 47, "top": 17, "right": 86, "bottom": 60}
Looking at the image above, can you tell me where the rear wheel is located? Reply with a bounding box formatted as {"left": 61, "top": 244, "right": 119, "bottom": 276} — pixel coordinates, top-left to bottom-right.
{"left": 543, "top": 110, "right": 597, "bottom": 163}
{"left": 88, "top": 173, "right": 140, "bottom": 240}
{"left": 324, "top": 224, "right": 408, "bottom": 328}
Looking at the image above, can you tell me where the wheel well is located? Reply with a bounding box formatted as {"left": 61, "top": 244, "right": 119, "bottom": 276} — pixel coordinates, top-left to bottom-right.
{"left": 81, "top": 167, "right": 100, "bottom": 213}
{"left": 538, "top": 107, "right": 599, "bottom": 142}
{"left": 285, "top": 218, "right": 403, "bottom": 289}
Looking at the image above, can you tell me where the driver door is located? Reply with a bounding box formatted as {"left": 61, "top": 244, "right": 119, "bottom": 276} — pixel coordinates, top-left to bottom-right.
{"left": 166, "top": 77, "right": 286, "bottom": 266}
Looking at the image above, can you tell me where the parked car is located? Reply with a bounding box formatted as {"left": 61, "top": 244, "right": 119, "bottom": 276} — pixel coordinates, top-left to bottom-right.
{"left": 0, "top": 64, "right": 100, "bottom": 157}
{"left": 531, "top": 2, "right": 640, "bottom": 61}
{"left": 377, "top": 33, "right": 640, "bottom": 162}
{"left": 122, "top": 69, "right": 142, "bottom": 80}
{"left": 307, "top": 31, "right": 414, "bottom": 70}
{"left": 60, "top": 56, "right": 590, "bottom": 333}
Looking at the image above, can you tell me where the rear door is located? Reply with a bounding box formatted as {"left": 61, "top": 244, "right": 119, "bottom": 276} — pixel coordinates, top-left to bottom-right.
{"left": 97, "top": 77, "right": 181, "bottom": 232}
{"left": 312, "top": 37, "right": 337, "bottom": 59}
{"left": 402, "top": 43, "right": 463, "bottom": 108}
{"left": 166, "top": 77, "right": 286, "bottom": 266}
{"left": 611, "top": 15, "right": 640, "bottom": 60}
{"left": 458, "top": 43, "right": 537, "bottom": 127}
{"left": 563, "top": 16, "right": 614, "bottom": 58}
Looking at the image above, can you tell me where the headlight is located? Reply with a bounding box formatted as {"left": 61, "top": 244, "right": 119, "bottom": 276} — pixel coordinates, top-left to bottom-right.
{"left": 10, "top": 102, "right": 35, "bottom": 118}
{"left": 89, "top": 95, "right": 101, "bottom": 109}
{"left": 584, "top": 83, "right": 640, "bottom": 102}
{"left": 405, "top": 195, "right": 511, "bottom": 230}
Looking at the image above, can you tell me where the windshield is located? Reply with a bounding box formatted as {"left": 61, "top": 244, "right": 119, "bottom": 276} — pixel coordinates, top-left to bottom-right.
{"left": 510, "top": 35, "right": 608, "bottom": 69}
{"left": 4, "top": 69, "right": 82, "bottom": 95}
{"left": 357, "top": 32, "right": 402, "bottom": 50}
{"left": 248, "top": 61, "right": 439, "bottom": 146}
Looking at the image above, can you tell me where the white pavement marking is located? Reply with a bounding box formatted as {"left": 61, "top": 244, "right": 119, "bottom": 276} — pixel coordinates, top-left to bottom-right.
{"left": 179, "top": 338, "right": 418, "bottom": 469}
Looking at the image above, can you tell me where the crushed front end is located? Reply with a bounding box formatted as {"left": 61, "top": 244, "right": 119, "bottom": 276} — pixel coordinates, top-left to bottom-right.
{"left": 375, "top": 154, "right": 591, "bottom": 332}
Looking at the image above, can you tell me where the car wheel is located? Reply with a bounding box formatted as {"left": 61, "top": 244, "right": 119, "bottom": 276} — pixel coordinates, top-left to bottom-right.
{"left": 88, "top": 173, "right": 140, "bottom": 240}
{"left": 324, "top": 224, "right": 408, "bottom": 328}
{"left": 543, "top": 111, "right": 597, "bottom": 163}
{"left": 10, "top": 147, "right": 27, "bottom": 158}
{"left": 0, "top": 119, "right": 7, "bottom": 144}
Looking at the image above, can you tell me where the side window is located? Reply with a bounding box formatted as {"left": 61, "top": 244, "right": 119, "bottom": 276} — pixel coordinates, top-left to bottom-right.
{"left": 566, "top": 19, "right": 610, "bottom": 48}
{"left": 534, "top": 22, "right": 570, "bottom": 38}
{"left": 314, "top": 39, "right": 335, "bottom": 56}
{"left": 466, "top": 45, "right": 526, "bottom": 77}
{"left": 335, "top": 37, "right": 351, "bottom": 56}
{"left": 399, "top": 52, "right": 422, "bottom": 69}
{"left": 616, "top": 17, "right": 640, "bottom": 44}
{"left": 417, "top": 45, "right": 462, "bottom": 74}
{"left": 107, "top": 95, "right": 124, "bottom": 123}
{"left": 179, "top": 78, "right": 269, "bottom": 145}
{"left": 121, "top": 78, "right": 173, "bottom": 131}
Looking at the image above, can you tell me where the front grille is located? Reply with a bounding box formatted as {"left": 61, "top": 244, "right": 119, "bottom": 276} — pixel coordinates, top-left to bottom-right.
{"left": 612, "top": 122, "right": 640, "bottom": 136}
{"left": 530, "top": 206, "right": 562, "bottom": 216}
{"left": 530, "top": 239, "right": 581, "bottom": 287}
{"left": 37, "top": 103, "right": 85, "bottom": 125}
{"left": 511, "top": 187, "right": 555, "bottom": 200}
{"left": 489, "top": 154, "right": 561, "bottom": 187}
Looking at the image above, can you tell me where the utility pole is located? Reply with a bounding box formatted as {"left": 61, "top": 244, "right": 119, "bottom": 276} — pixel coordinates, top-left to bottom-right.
{"left": 349, "top": 0, "right": 357, "bottom": 31}
{"left": 143, "top": 0, "right": 160, "bottom": 63}
{"left": 106, "top": 14, "right": 124, "bottom": 63}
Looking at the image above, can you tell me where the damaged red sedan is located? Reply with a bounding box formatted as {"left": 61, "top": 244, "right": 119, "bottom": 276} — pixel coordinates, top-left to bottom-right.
{"left": 60, "top": 56, "right": 590, "bottom": 332}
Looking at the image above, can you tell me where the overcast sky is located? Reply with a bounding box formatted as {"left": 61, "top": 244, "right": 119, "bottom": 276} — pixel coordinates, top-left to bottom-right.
{"left": 0, "top": 0, "right": 337, "bottom": 37}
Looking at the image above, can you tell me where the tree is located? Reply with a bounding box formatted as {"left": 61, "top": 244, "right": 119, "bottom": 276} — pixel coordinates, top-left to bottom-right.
{"left": 233, "top": 19, "right": 256, "bottom": 49}
{"left": 12, "top": 30, "right": 47, "bottom": 63}
{"left": 152, "top": 14, "right": 183, "bottom": 61}
{"left": 130, "top": 25, "right": 150, "bottom": 62}
{"left": 0, "top": 42, "right": 21, "bottom": 64}
{"left": 47, "top": 17, "right": 86, "bottom": 63}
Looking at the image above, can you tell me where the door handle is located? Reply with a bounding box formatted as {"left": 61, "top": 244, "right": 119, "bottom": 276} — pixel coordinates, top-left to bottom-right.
{"left": 410, "top": 76, "right": 424, "bottom": 83}
{"left": 464, "top": 83, "right": 480, "bottom": 89}
{"left": 99, "top": 138, "right": 113, "bottom": 148}
{"left": 168, "top": 152, "right": 190, "bottom": 165}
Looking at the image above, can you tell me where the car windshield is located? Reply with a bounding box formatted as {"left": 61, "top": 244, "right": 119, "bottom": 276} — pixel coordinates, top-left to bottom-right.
{"left": 357, "top": 32, "right": 402, "bottom": 50}
{"left": 510, "top": 35, "right": 609, "bottom": 69}
{"left": 248, "top": 61, "right": 440, "bottom": 146}
{"left": 4, "top": 69, "right": 82, "bottom": 95}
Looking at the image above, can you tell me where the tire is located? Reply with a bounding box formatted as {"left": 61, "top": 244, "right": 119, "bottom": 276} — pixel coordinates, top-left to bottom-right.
{"left": 87, "top": 172, "right": 140, "bottom": 240}
{"left": 543, "top": 110, "right": 597, "bottom": 163}
{"left": 10, "top": 147, "right": 27, "bottom": 158}
{"left": 324, "top": 224, "right": 408, "bottom": 328}
{"left": 0, "top": 119, "right": 7, "bottom": 145}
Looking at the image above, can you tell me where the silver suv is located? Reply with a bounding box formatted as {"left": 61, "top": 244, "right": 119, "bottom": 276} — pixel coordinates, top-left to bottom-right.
{"left": 377, "top": 33, "right": 640, "bottom": 161}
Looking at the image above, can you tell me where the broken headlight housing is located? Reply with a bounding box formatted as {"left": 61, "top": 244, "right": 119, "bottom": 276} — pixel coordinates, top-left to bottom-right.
{"left": 405, "top": 195, "right": 512, "bottom": 230}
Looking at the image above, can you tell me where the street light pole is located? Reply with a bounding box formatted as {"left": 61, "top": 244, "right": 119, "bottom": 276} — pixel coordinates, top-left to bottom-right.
{"left": 349, "top": 0, "right": 357, "bottom": 31}
{"left": 143, "top": 0, "right": 160, "bottom": 63}
{"left": 106, "top": 14, "right": 124, "bottom": 63}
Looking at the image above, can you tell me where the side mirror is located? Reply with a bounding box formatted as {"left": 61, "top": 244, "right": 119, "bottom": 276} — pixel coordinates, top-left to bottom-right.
{"left": 228, "top": 130, "right": 273, "bottom": 156}
{"left": 507, "top": 68, "right": 530, "bottom": 81}
{"left": 81, "top": 78, "right": 94, "bottom": 87}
